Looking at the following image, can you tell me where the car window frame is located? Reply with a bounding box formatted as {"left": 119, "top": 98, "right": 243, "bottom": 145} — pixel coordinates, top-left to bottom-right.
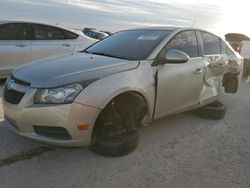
{"left": 155, "top": 29, "right": 201, "bottom": 65}
{"left": 0, "top": 23, "right": 31, "bottom": 41}
{"left": 220, "top": 39, "right": 236, "bottom": 56}
{"left": 199, "top": 31, "right": 221, "bottom": 56}
{"left": 31, "top": 24, "right": 79, "bottom": 40}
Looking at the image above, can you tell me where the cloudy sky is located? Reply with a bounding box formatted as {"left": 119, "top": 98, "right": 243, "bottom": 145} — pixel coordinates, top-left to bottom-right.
{"left": 0, "top": 0, "right": 249, "bottom": 37}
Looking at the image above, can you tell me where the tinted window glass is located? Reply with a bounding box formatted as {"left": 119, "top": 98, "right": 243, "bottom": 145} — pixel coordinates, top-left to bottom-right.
{"left": 0, "top": 23, "right": 29, "bottom": 40}
{"left": 162, "top": 31, "right": 199, "bottom": 58}
{"left": 34, "top": 25, "right": 65, "bottom": 40}
{"left": 227, "top": 47, "right": 235, "bottom": 56}
{"left": 220, "top": 39, "right": 228, "bottom": 54}
{"left": 86, "top": 30, "right": 172, "bottom": 60}
{"left": 220, "top": 39, "right": 236, "bottom": 55}
{"left": 201, "top": 32, "right": 220, "bottom": 55}
{"left": 63, "top": 30, "right": 78, "bottom": 39}
{"left": 96, "top": 32, "right": 108, "bottom": 39}
{"left": 87, "top": 31, "right": 94, "bottom": 37}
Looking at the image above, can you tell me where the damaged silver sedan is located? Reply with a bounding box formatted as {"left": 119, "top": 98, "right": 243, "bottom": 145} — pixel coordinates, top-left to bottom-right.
{"left": 3, "top": 27, "right": 243, "bottom": 156}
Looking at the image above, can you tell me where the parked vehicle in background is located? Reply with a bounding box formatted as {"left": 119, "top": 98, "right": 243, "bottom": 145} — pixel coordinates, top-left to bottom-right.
{"left": 237, "top": 40, "right": 250, "bottom": 75}
{"left": 225, "top": 33, "right": 249, "bottom": 51}
{"left": 85, "top": 30, "right": 109, "bottom": 40}
{"left": 82, "top": 27, "right": 112, "bottom": 39}
{"left": 3, "top": 27, "right": 243, "bottom": 157}
{"left": 0, "top": 21, "right": 97, "bottom": 78}
{"left": 82, "top": 27, "right": 96, "bottom": 34}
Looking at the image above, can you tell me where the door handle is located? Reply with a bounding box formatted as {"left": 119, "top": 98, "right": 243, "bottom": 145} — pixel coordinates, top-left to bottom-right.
{"left": 15, "top": 43, "right": 28, "bottom": 47}
{"left": 62, "top": 43, "right": 72, "bottom": 47}
{"left": 193, "top": 68, "right": 204, "bottom": 74}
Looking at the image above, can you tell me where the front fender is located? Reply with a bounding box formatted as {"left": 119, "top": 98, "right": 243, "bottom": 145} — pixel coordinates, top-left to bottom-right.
{"left": 74, "top": 63, "right": 156, "bottom": 122}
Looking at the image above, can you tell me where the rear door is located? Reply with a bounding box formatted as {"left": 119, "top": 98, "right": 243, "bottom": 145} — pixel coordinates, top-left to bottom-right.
{"left": 198, "top": 31, "right": 226, "bottom": 103}
{"left": 0, "top": 23, "right": 31, "bottom": 74}
{"left": 154, "top": 30, "right": 205, "bottom": 119}
{"left": 30, "top": 24, "right": 77, "bottom": 60}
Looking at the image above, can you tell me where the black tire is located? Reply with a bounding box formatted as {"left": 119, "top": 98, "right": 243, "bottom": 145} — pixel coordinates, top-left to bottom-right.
{"left": 192, "top": 101, "right": 227, "bottom": 120}
{"left": 90, "top": 94, "right": 146, "bottom": 157}
{"left": 90, "top": 131, "right": 139, "bottom": 157}
{"left": 223, "top": 73, "right": 238, "bottom": 93}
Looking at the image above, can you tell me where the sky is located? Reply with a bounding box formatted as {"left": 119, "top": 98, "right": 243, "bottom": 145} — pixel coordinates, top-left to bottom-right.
{"left": 0, "top": 0, "right": 249, "bottom": 37}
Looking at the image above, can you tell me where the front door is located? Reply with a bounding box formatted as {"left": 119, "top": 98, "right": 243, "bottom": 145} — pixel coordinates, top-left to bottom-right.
{"left": 154, "top": 31, "right": 205, "bottom": 119}
{"left": 30, "top": 24, "right": 74, "bottom": 60}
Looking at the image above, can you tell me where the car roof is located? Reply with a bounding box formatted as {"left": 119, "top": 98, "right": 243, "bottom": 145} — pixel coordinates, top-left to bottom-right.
{"left": 124, "top": 26, "right": 211, "bottom": 33}
{"left": 128, "top": 26, "right": 182, "bottom": 31}
{"left": 0, "top": 20, "right": 82, "bottom": 35}
{"left": 122, "top": 26, "right": 222, "bottom": 39}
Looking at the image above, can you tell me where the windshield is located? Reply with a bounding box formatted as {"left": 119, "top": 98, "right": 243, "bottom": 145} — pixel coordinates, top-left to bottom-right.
{"left": 85, "top": 30, "right": 172, "bottom": 60}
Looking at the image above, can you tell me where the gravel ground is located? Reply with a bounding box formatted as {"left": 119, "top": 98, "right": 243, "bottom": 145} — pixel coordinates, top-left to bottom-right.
{"left": 0, "top": 79, "right": 250, "bottom": 188}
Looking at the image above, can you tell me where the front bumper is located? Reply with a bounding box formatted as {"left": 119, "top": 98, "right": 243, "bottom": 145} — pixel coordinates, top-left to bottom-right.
{"left": 3, "top": 99, "right": 101, "bottom": 147}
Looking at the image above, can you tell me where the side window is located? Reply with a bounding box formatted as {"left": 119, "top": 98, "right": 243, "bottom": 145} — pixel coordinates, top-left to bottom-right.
{"left": 226, "top": 47, "right": 235, "bottom": 56}
{"left": 220, "top": 39, "right": 235, "bottom": 55}
{"left": 220, "top": 39, "right": 227, "bottom": 54}
{"left": 34, "top": 25, "right": 65, "bottom": 40}
{"left": 162, "top": 31, "right": 199, "bottom": 58}
{"left": 0, "top": 23, "right": 28, "bottom": 40}
{"left": 62, "top": 30, "right": 79, "bottom": 39}
{"left": 201, "top": 32, "right": 220, "bottom": 55}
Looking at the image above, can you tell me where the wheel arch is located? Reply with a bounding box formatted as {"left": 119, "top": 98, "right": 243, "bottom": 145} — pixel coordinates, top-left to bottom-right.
{"left": 90, "top": 90, "right": 151, "bottom": 144}
{"left": 99, "top": 89, "right": 151, "bottom": 120}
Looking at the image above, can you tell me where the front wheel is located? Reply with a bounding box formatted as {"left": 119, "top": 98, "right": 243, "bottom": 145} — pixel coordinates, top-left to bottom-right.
{"left": 90, "top": 94, "right": 147, "bottom": 157}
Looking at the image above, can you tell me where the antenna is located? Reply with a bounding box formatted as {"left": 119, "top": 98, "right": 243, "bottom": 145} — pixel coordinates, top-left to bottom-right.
{"left": 55, "top": 19, "right": 63, "bottom": 26}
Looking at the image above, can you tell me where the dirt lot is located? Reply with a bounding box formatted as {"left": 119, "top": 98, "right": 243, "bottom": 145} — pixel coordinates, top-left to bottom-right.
{"left": 0, "top": 79, "right": 250, "bottom": 188}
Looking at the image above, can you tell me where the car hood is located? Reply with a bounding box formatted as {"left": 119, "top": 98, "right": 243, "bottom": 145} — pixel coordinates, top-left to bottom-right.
{"left": 12, "top": 53, "right": 140, "bottom": 88}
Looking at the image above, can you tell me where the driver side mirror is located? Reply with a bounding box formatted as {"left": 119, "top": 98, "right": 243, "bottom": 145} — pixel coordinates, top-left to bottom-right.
{"left": 161, "top": 50, "right": 189, "bottom": 64}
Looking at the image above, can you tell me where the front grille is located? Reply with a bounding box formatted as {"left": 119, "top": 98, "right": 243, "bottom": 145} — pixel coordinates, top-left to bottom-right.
{"left": 33, "top": 126, "right": 72, "bottom": 140}
{"left": 4, "top": 87, "right": 25, "bottom": 105}
{"left": 4, "top": 76, "right": 30, "bottom": 105}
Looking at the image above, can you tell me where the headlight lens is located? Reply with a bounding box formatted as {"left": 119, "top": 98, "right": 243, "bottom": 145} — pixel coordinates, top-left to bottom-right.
{"left": 34, "top": 83, "right": 83, "bottom": 104}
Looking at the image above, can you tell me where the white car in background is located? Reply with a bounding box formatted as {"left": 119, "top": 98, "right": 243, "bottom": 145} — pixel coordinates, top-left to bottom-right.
{"left": 0, "top": 21, "right": 97, "bottom": 78}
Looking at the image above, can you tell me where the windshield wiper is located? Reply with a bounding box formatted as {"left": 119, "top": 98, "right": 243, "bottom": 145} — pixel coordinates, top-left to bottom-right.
{"left": 86, "top": 52, "right": 127, "bottom": 60}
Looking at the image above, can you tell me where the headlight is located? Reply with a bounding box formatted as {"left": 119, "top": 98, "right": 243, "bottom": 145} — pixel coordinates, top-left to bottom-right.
{"left": 34, "top": 83, "right": 83, "bottom": 104}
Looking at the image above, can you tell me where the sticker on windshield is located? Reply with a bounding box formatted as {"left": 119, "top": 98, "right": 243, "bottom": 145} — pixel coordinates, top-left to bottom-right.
{"left": 137, "top": 36, "right": 160, "bottom": 40}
